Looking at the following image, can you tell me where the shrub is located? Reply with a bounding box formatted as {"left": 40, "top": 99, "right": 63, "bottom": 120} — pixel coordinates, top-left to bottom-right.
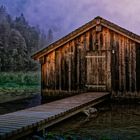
{"left": 0, "top": 72, "right": 40, "bottom": 86}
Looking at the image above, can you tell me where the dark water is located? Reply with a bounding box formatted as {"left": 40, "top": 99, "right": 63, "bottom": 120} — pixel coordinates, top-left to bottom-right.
{"left": 0, "top": 96, "right": 140, "bottom": 140}
{"left": 48, "top": 102, "right": 140, "bottom": 140}
{"left": 0, "top": 93, "right": 41, "bottom": 115}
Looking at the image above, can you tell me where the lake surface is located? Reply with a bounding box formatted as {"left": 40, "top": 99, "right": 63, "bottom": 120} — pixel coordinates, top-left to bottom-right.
{"left": 48, "top": 102, "right": 140, "bottom": 140}
{"left": 0, "top": 93, "right": 41, "bottom": 115}
{"left": 0, "top": 95, "right": 140, "bottom": 140}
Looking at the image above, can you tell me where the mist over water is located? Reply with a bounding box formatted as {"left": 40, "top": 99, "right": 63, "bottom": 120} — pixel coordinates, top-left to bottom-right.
{"left": 0, "top": 0, "right": 140, "bottom": 40}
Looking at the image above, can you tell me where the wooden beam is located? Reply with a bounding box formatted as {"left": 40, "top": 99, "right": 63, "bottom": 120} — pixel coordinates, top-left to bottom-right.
{"left": 102, "top": 23, "right": 140, "bottom": 44}
{"left": 32, "top": 23, "right": 97, "bottom": 60}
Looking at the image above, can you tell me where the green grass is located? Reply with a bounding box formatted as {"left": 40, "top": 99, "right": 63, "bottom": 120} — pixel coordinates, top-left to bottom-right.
{"left": 0, "top": 72, "right": 41, "bottom": 93}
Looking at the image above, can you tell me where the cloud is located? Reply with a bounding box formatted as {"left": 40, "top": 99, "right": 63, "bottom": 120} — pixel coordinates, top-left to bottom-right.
{"left": 0, "top": 0, "right": 140, "bottom": 39}
{"left": 99, "top": 0, "right": 140, "bottom": 32}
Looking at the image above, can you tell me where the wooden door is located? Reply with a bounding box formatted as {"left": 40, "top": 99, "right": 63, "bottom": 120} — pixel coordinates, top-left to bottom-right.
{"left": 86, "top": 51, "right": 107, "bottom": 91}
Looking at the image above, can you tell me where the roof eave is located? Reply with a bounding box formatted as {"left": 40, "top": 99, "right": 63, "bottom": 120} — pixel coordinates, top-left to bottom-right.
{"left": 32, "top": 16, "right": 140, "bottom": 60}
{"left": 31, "top": 18, "right": 97, "bottom": 60}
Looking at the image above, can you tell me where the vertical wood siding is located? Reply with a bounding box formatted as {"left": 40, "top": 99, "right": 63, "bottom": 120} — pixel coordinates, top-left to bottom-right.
{"left": 41, "top": 26, "right": 139, "bottom": 97}
{"left": 110, "top": 29, "right": 137, "bottom": 95}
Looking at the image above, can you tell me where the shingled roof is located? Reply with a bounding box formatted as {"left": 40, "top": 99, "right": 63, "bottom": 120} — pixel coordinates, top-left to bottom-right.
{"left": 32, "top": 16, "right": 140, "bottom": 60}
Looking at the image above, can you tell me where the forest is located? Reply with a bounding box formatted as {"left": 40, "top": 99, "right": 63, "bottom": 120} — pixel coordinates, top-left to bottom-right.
{"left": 0, "top": 5, "right": 54, "bottom": 100}
{"left": 0, "top": 5, "right": 53, "bottom": 72}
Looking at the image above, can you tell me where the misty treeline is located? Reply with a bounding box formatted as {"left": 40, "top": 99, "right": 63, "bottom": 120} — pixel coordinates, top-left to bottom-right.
{"left": 0, "top": 6, "right": 53, "bottom": 72}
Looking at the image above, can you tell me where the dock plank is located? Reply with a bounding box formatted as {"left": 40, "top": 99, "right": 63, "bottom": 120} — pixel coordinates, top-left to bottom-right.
{"left": 0, "top": 92, "right": 110, "bottom": 140}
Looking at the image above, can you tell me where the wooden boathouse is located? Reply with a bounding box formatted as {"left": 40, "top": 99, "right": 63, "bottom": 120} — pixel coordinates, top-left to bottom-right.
{"left": 32, "top": 16, "right": 140, "bottom": 99}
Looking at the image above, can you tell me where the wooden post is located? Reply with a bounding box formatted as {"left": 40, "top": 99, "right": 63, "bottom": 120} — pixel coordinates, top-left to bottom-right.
{"left": 126, "top": 38, "right": 129, "bottom": 91}
{"left": 131, "top": 42, "right": 136, "bottom": 92}
{"left": 77, "top": 47, "right": 80, "bottom": 90}
{"left": 123, "top": 38, "right": 126, "bottom": 92}
{"left": 106, "top": 30, "right": 110, "bottom": 91}
{"left": 59, "top": 51, "right": 62, "bottom": 91}
{"left": 118, "top": 35, "right": 122, "bottom": 92}
{"left": 97, "top": 56, "right": 99, "bottom": 91}
{"left": 54, "top": 51, "right": 57, "bottom": 90}
{"left": 68, "top": 52, "right": 72, "bottom": 92}
{"left": 129, "top": 40, "right": 132, "bottom": 92}
{"left": 133, "top": 43, "right": 136, "bottom": 92}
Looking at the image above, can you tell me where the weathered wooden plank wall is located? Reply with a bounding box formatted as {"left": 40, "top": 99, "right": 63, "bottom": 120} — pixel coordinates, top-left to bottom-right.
{"left": 41, "top": 26, "right": 140, "bottom": 97}
{"left": 136, "top": 43, "right": 140, "bottom": 92}
{"left": 110, "top": 29, "right": 138, "bottom": 96}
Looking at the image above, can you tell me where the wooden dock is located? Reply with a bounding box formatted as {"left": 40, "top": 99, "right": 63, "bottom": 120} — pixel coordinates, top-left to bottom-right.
{"left": 0, "top": 92, "right": 110, "bottom": 140}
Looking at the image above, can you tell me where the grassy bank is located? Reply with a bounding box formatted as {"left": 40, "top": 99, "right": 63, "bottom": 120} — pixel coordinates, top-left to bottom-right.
{"left": 0, "top": 72, "right": 41, "bottom": 103}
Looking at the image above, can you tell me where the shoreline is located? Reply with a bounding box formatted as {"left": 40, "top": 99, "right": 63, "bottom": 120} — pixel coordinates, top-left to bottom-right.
{"left": 0, "top": 91, "right": 40, "bottom": 104}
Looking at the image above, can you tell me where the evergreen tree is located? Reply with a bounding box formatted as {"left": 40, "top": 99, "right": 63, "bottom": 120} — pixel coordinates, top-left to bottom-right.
{"left": 0, "top": 5, "right": 53, "bottom": 72}
{"left": 0, "top": 6, "right": 11, "bottom": 71}
{"left": 47, "top": 28, "right": 53, "bottom": 44}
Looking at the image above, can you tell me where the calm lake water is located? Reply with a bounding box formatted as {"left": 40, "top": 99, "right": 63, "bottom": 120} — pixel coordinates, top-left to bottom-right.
{"left": 0, "top": 95, "right": 140, "bottom": 140}
{"left": 0, "top": 93, "right": 41, "bottom": 115}
{"left": 48, "top": 102, "right": 140, "bottom": 140}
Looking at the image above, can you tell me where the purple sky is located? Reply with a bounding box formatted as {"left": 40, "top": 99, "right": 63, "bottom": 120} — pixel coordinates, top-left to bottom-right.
{"left": 0, "top": 0, "right": 140, "bottom": 40}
